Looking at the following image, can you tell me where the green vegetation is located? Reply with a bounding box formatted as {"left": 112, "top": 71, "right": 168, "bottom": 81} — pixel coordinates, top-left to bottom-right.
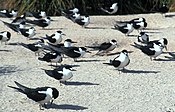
{"left": 1, "top": 0, "right": 175, "bottom": 15}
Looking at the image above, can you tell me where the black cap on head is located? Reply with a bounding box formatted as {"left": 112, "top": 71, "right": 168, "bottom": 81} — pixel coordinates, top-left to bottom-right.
{"left": 163, "top": 38, "right": 168, "bottom": 45}
{"left": 121, "top": 49, "right": 128, "bottom": 54}
{"left": 111, "top": 39, "right": 117, "bottom": 43}
{"left": 52, "top": 88, "right": 59, "bottom": 99}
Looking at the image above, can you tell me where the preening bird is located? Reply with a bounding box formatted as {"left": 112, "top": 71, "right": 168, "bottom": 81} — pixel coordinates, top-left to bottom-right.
{"left": 101, "top": 3, "right": 118, "bottom": 14}
{"left": 137, "top": 32, "right": 149, "bottom": 44}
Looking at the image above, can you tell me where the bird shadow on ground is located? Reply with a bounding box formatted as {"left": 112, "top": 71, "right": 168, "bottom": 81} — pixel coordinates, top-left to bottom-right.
{"left": 62, "top": 81, "right": 99, "bottom": 86}
{"left": 107, "top": 51, "right": 134, "bottom": 56}
{"left": 46, "top": 103, "right": 88, "bottom": 110}
{"left": 165, "top": 14, "right": 175, "bottom": 17}
{"left": 127, "top": 35, "right": 138, "bottom": 37}
{"left": 49, "top": 64, "right": 80, "bottom": 68}
{"left": 144, "top": 31, "right": 161, "bottom": 34}
{"left": 75, "top": 59, "right": 104, "bottom": 62}
{"left": 0, "top": 65, "right": 21, "bottom": 76}
{"left": 29, "top": 37, "right": 41, "bottom": 40}
{"left": 153, "top": 58, "right": 175, "bottom": 62}
{"left": 85, "top": 26, "right": 106, "bottom": 29}
{"left": 7, "top": 42, "right": 19, "bottom": 46}
{"left": 121, "top": 69, "right": 160, "bottom": 74}
{"left": 145, "top": 28, "right": 162, "bottom": 30}
{"left": 40, "top": 28, "right": 63, "bottom": 30}
{"left": 0, "top": 49, "right": 12, "bottom": 52}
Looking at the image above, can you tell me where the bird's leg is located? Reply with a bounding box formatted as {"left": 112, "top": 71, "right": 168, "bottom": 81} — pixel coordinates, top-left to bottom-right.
{"left": 150, "top": 57, "right": 152, "bottom": 61}
{"left": 59, "top": 81, "right": 63, "bottom": 86}
{"left": 39, "top": 104, "right": 44, "bottom": 110}
{"left": 50, "top": 100, "right": 54, "bottom": 105}
{"left": 44, "top": 103, "right": 47, "bottom": 108}
{"left": 74, "top": 58, "right": 77, "bottom": 62}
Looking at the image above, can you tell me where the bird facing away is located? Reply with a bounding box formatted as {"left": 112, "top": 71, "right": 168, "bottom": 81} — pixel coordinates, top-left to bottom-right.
{"left": 43, "top": 65, "right": 74, "bottom": 85}
{"left": 1, "top": 20, "right": 26, "bottom": 33}
{"left": 18, "top": 39, "right": 44, "bottom": 56}
{"left": 26, "top": 11, "right": 46, "bottom": 19}
{"left": 103, "top": 50, "right": 130, "bottom": 71}
{"left": 114, "top": 23, "right": 134, "bottom": 36}
{"left": 131, "top": 42, "right": 164, "bottom": 60}
{"left": 0, "top": 31, "right": 11, "bottom": 44}
{"left": 75, "top": 15, "right": 90, "bottom": 28}
{"left": 86, "top": 39, "right": 117, "bottom": 55}
{"left": 101, "top": 3, "right": 118, "bottom": 14}
{"left": 26, "top": 17, "right": 51, "bottom": 29}
{"left": 58, "top": 47, "right": 91, "bottom": 62}
{"left": 38, "top": 51, "right": 63, "bottom": 66}
{"left": 8, "top": 81, "right": 59, "bottom": 110}
{"left": 62, "top": 8, "right": 79, "bottom": 15}
{"left": 12, "top": 14, "right": 26, "bottom": 23}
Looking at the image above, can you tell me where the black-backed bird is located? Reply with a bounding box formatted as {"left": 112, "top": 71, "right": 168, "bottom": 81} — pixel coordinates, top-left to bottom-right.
{"left": 86, "top": 39, "right": 117, "bottom": 55}
{"left": 159, "top": 3, "right": 169, "bottom": 14}
{"left": 147, "top": 38, "right": 168, "bottom": 51}
{"left": 58, "top": 47, "right": 90, "bottom": 62}
{"left": 1, "top": 20, "right": 25, "bottom": 33}
{"left": 75, "top": 15, "right": 90, "bottom": 28}
{"left": 38, "top": 51, "right": 63, "bottom": 66}
{"left": 19, "top": 27, "right": 36, "bottom": 39}
{"left": 114, "top": 23, "right": 134, "bottom": 36}
{"left": 18, "top": 39, "right": 44, "bottom": 56}
{"left": 26, "top": 11, "right": 46, "bottom": 19}
{"left": 43, "top": 65, "right": 74, "bottom": 85}
{"left": 12, "top": 14, "right": 26, "bottom": 23}
{"left": 0, "top": 31, "right": 11, "bottom": 44}
{"left": 131, "top": 42, "right": 164, "bottom": 60}
{"left": 26, "top": 17, "right": 51, "bottom": 29}
{"left": 41, "top": 39, "right": 77, "bottom": 53}
{"left": 101, "top": 3, "right": 118, "bottom": 14}
{"left": 44, "top": 31, "right": 66, "bottom": 45}
{"left": 103, "top": 50, "right": 130, "bottom": 71}
{"left": 132, "top": 21, "right": 147, "bottom": 32}
{"left": 137, "top": 32, "right": 149, "bottom": 44}
{"left": 0, "top": 9, "right": 17, "bottom": 18}
{"left": 8, "top": 81, "right": 59, "bottom": 110}
{"left": 62, "top": 8, "right": 79, "bottom": 15}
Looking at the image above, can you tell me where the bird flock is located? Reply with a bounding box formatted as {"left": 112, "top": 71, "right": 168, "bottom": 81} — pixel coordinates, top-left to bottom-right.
{"left": 0, "top": 2, "right": 174, "bottom": 110}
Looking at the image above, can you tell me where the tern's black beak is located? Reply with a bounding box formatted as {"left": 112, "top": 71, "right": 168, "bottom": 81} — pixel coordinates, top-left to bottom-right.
{"left": 50, "top": 19, "right": 54, "bottom": 21}
{"left": 71, "top": 69, "right": 76, "bottom": 71}
{"left": 86, "top": 50, "right": 91, "bottom": 53}
{"left": 165, "top": 45, "right": 168, "bottom": 51}
{"left": 62, "top": 33, "right": 66, "bottom": 36}
{"left": 71, "top": 41, "right": 77, "bottom": 43}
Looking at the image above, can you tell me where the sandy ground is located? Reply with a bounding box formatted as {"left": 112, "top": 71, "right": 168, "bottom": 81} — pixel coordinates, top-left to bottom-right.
{"left": 1, "top": 13, "right": 175, "bottom": 112}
